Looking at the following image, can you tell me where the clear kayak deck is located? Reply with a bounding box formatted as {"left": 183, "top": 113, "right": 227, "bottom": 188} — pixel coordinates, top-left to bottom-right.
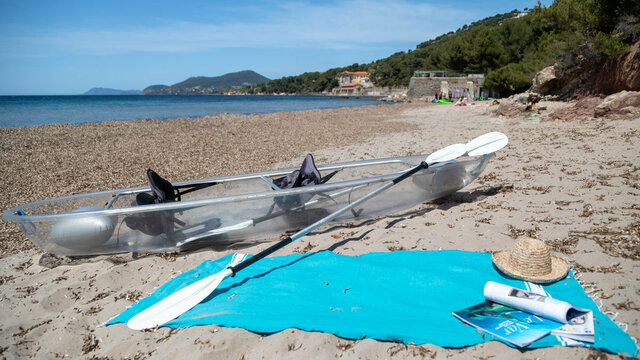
{"left": 3, "top": 154, "right": 494, "bottom": 256}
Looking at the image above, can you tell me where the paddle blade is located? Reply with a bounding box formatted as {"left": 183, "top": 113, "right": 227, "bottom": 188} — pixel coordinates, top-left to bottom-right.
{"left": 177, "top": 220, "right": 254, "bottom": 246}
{"left": 466, "top": 132, "right": 508, "bottom": 157}
{"left": 426, "top": 143, "right": 466, "bottom": 165}
{"left": 127, "top": 268, "right": 232, "bottom": 330}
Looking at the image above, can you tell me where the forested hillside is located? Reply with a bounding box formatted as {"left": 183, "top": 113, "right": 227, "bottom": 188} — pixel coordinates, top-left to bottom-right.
{"left": 144, "top": 70, "right": 270, "bottom": 95}
{"left": 247, "top": 0, "right": 639, "bottom": 96}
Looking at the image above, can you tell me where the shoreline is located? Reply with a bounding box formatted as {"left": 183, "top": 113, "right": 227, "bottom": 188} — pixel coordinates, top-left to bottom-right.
{"left": 1, "top": 101, "right": 638, "bottom": 359}
{"left": 0, "top": 94, "right": 386, "bottom": 129}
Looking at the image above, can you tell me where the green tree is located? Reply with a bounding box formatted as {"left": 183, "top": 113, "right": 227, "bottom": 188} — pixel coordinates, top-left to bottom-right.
{"left": 245, "top": 0, "right": 639, "bottom": 95}
{"left": 484, "top": 63, "right": 533, "bottom": 96}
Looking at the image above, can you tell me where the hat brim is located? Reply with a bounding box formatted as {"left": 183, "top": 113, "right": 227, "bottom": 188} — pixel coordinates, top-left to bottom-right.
{"left": 492, "top": 250, "right": 570, "bottom": 284}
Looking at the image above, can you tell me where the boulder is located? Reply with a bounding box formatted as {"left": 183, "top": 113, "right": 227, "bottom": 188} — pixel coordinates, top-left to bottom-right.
{"left": 510, "top": 91, "right": 543, "bottom": 105}
{"left": 531, "top": 66, "right": 559, "bottom": 94}
{"left": 594, "top": 91, "right": 640, "bottom": 118}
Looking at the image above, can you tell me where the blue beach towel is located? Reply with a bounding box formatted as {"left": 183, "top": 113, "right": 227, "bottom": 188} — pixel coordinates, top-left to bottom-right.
{"left": 108, "top": 251, "right": 639, "bottom": 357}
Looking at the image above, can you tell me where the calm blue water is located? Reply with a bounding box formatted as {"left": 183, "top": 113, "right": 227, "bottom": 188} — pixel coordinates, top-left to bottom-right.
{"left": 0, "top": 95, "right": 384, "bottom": 128}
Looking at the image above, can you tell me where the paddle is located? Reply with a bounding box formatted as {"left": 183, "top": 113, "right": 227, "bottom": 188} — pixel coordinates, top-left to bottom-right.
{"left": 127, "top": 131, "right": 508, "bottom": 330}
{"left": 176, "top": 183, "right": 371, "bottom": 247}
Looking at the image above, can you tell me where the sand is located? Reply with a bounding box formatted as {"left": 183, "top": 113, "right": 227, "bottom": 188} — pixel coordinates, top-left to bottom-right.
{"left": 0, "top": 101, "right": 638, "bottom": 359}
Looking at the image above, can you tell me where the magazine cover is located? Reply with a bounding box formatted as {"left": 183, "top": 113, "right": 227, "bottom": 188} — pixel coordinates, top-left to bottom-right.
{"left": 452, "top": 300, "right": 563, "bottom": 347}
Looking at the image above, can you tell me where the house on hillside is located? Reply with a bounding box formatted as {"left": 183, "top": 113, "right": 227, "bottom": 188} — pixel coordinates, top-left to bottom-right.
{"left": 333, "top": 71, "right": 372, "bottom": 95}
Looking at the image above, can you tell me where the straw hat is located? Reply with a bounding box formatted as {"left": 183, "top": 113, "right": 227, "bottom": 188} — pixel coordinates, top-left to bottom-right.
{"left": 492, "top": 237, "right": 569, "bottom": 284}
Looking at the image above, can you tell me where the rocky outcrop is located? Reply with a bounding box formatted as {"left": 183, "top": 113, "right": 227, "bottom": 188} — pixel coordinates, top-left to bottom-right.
{"left": 495, "top": 100, "right": 525, "bottom": 117}
{"left": 547, "top": 91, "right": 640, "bottom": 120}
{"left": 594, "top": 91, "right": 640, "bottom": 118}
{"left": 587, "top": 42, "right": 640, "bottom": 97}
{"left": 532, "top": 41, "right": 640, "bottom": 99}
{"left": 531, "top": 66, "right": 559, "bottom": 95}
{"left": 553, "top": 44, "right": 607, "bottom": 99}
{"left": 547, "top": 97, "right": 603, "bottom": 120}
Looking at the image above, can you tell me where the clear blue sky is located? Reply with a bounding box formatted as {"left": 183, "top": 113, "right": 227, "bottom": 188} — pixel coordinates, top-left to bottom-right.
{"left": 0, "top": 0, "right": 553, "bottom": 95}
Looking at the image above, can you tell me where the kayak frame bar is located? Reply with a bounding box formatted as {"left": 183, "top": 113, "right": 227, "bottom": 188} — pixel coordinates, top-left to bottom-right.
{"left": 104, "top": 157, "right": 418, "bottom": 209}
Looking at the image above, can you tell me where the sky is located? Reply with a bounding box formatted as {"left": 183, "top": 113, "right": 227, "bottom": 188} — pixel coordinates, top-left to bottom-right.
{"left": 0, "top": 0, "right": 554, "bottom": 95}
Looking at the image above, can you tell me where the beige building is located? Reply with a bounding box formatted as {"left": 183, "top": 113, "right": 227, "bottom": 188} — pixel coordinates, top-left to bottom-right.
{"left": 408, "top": 70, "right": 487, "bottom": 99}
{"left": 334, "top": 71, "right": 372, "bottom": 95}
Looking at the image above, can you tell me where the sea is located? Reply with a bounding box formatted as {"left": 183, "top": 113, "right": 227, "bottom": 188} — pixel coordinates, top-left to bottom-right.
{"left": 0, "top": 95, "right": 384, "bottom": 128}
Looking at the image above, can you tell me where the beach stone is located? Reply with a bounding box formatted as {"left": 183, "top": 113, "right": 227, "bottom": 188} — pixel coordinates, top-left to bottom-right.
{"left": 594, "top": 90, "right": 640, "bottom": 118}
{"left": 510, "top": 91, "right": 543, "bottom": 105}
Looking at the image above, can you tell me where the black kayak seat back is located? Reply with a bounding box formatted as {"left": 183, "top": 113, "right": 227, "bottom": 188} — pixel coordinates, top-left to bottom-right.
{"left": 125, "top": 169, "right": 177, "bottom": 236}
{"left": 126, "top": 169, "right": 219, "bottom": 237}
{"left": 272, "top": 154, "right": 322, "bottom": 190}
{"left": 272, "top": 154, "right": 337, "bottom": 209}
{"left": 147, "top": 169, "right": 177, "bottom": 203}
{"left": 131, "top": 169, "right": 177, "bottom": 206}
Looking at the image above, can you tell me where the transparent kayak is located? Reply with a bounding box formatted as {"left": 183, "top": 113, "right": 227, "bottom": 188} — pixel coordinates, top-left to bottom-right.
{"left": 3, "top": 153, "right": 494, "bottom": 256}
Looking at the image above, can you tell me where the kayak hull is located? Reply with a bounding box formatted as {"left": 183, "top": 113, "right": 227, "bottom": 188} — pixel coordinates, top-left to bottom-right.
{"left": 3, "top": 154, "right": 494, "bottom": 256}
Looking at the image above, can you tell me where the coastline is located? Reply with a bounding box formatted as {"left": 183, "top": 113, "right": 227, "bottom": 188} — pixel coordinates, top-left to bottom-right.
{"left": 0, "top": 101, "right": 638, "bottom": 359}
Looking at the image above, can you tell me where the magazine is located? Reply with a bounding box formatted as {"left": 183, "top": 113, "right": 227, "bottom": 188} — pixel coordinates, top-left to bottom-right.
{"left": 453, "top": 281, "right": 594, "bottom": 347}
{"left": 453, "top": 300, "right": 562, "bottom": 347}
{"left": 484, "top": 281, "right": 594, "bottom": 342}
{"left": 522, "top": 282, "right": 596, "bottom": 343}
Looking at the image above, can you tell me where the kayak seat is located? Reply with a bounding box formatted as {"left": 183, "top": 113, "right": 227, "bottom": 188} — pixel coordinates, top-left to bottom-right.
{"left": 133, "top": 169, "right": 218, "bottom": 207}
{"left": 272, "top": 154, "right": 321, "bottom": 190}
{"left": 125, "top": 169, "right": 217, "bottom": 238}
{"left": 271, "top": 154, "right": 337, "bottom": 210}
{"left": 147, "top": 169, "right": 177, "bottom": 203}
{"left": 133, "top": 191, "right": 156, "bottom": 206}
{"left": 123, "top": 169, "right": 177, "bottom": 236}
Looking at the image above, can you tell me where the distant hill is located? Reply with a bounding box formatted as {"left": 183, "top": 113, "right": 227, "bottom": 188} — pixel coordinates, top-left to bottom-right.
{"left": 83, "top": 88, "right": 141, "bottom": 95}
{"left": 142, "top": 85, "right": 170, "bottom": 94}
{"left": 142, "top": 70, "right": 270, "bottom": 95}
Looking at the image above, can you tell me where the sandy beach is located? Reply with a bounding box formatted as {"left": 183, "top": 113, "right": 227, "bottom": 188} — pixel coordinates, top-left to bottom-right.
{"left": 0, "top": 101, "right": 638, "bottom": 359}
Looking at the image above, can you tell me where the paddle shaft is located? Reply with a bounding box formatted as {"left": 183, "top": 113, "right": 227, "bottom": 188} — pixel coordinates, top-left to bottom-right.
{"left": 249, "top": 184, "right": 367, "bottom": 226}
{"left": 228, "top": 161, "right": 428, "bottom": 275}
{"left": 177, "top": 184, "right": 369, "bottom": 246}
